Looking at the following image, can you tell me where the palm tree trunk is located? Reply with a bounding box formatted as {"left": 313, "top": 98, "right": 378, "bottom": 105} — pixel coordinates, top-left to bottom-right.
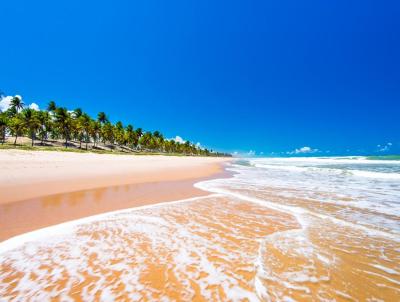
{"left": 31, "top": 133, "right": 34, "bottom": 147}
{"left": 65, "top": 137, "right": 68, "bottom": 148}
{"left": 14, "top": 135, "right": 17, "bottom": 145}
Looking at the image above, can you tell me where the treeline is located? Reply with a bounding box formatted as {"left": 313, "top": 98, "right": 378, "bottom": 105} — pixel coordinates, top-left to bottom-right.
{"left": 0, "top": 96, "right": 231, "bottom": 157}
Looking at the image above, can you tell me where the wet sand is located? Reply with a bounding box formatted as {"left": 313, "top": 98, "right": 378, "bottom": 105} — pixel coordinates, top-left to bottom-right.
{"left": 0, "top": 195, "right": 298, "bottom": 301}
{"left": 0, "top": 150, "right": 229, "bottom": 241}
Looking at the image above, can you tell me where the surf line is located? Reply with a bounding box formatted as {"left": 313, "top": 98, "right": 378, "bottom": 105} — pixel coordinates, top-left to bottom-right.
{"left": 0, "top": 193, "right": 224, "bottom": 254}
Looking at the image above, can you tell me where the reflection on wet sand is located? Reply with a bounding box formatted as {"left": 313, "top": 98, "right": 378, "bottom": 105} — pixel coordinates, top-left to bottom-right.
{"left": 0, "top": 179, "right": 208, "bottom": 241}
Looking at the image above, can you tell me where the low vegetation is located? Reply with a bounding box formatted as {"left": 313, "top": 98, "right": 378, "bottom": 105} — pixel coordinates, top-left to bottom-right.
{"left": 0, "top": 96, "right": 231, "bottom": 157}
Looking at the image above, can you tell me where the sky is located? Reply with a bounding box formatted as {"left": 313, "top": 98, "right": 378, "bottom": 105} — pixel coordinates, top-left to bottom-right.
{"left": 1, "top": 0, "right": 399, "bottom": 156}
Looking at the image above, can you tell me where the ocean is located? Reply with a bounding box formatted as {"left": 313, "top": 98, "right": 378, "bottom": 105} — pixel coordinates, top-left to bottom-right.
{"left": 1, "top": 157, "right": 399, "bottom": 301}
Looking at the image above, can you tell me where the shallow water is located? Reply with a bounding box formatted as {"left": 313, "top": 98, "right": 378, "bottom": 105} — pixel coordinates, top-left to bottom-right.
{"left": 1, "top": 157, "right": 400, "bottom": 301}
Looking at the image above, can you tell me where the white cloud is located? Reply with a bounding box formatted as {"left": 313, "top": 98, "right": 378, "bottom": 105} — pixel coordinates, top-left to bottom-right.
{"left": 247, "top": 150, "right": 256, "bottom": 156}
{"left": 0, "top": 95, "right": 38, "bottom": 112}
{"left": 172, "top": 135, "right": 184, "bottom": 144}
{"left": 29, "top": 103, "right": 40, "bottom": 111}
{"left": 0, "top": 95, "right": 23, "bottom": 112}
{"left": 296, "top": 146, "right": 312, "bottom": 153}
{"left": 196, "top": 142, "right": 201, "bottom": 148}
{"left": 377, "top": 142, "right": 392, "bottom": 152}
{"left": 287, "top": 146, "right": 319, "bottom": 155}
{"left": 0, "top": 96, "right": 12, "bottom": 112}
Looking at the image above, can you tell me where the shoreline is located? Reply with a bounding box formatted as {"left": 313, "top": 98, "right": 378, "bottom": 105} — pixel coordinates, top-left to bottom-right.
{"left": 0, "top": 193, "right": 223, "bottom": 254}
{"left": 0, "top": 149, "right": 231, "bottom": 241}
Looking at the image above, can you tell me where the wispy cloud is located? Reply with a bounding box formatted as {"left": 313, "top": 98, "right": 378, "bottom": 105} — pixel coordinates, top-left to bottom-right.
{"left": 287, "top": 146, "right": 319, "bottom": 155}
{"left": 377, "top": 142, "right": 392, "bottom": 152}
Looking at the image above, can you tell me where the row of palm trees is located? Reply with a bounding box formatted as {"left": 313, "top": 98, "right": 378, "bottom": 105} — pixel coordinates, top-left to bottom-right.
{"left": 0, "top": 96, "right": 230, "bottom": 157}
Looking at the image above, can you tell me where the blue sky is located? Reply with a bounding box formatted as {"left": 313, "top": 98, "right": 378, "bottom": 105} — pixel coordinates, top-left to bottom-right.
{"left": 1, "top": 0, "right": 399, "bottom": 156}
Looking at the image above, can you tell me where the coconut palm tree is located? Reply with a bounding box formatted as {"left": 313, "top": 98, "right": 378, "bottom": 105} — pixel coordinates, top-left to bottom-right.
{"left": 139, "top": 131, "right": 155, "bottom": 151}
{"left": 73, "top": 108, "right": 83, "bottom": 119}
{"left": 79, "top": 113, "right": 92, "bottom": 150}
{"left": 97, "top": 112, "right": 108, "bottom": 124}
{"left": 21, "top": 108, "right": 40, "bottom": 146}
{"left": 153, "top": 131, "right": 164, "bottom": 152}
{"left": 54, "top": 107, "right": 72, "bottom": 148}
{"left": 114, "top": 121, "right": 125, "bottom": 146}
{"left": 47, "top": 101, "right": 57, "bottom": 112}
{"left": 101, "top": 122, "right": 114, "bottom": 145}
{"left": 125, "top": 124, "right": 136, "bottom": 149}
{"left": 91, "top": 120, "right": 101, "bottom": 148}
{"left": 0, "top": 112, "right": 8, "bottom": 144}
{"left": 6, "top": 106, "right": 18, "bottom": 118}
{"left": 0, "top": 93, "right": 227, "bottom": 156}
{"left": 10, "top": 96, "right": 24, "bottom": 113}
{"left": 9, "top": 116, "right": 25, "bottom": 145}
{"left": 134, "top": 128, "right": 143, "bottom": 149}
{"left": 37, "top": 110, "right": 52, "bottom": 145}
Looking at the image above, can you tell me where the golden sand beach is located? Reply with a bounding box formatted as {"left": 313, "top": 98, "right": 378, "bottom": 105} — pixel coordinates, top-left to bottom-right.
{"left": 0, "top": 152, "right": 399, "bottom": 301}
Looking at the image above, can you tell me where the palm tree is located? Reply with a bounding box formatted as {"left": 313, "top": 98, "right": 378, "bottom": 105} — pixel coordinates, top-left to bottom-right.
{"left": 101, "top": 122, "right": 114, "bottom": 145}
{"left": 9, "top": 116, "right": 25, "bottom": 145}
{"left": 47, "top": 101, "right": 57, "bottom": 112}
{"left": 97, "top": 112, "right": 108, "bottom": 124}
{"left": 135, "top": 128, "right": 143, "bottom": 149}
{"left": 37, "top": 111, "right": 52, "bottom": 145}
{"left": 73, "top": 108, "right": 83, "bottom": 119}
{"left": 54, "top": 107, "right": 72, "bottom": 148}
{"left": 125, "top": 124, "right": 136, "bottom": 149}
{"left": 184, "top": 140, "right": 191, "bottom": 155}
{"left": 79, "top": 113, "right": 92, "bottom": 150}
{"left": 10, "top": 96, "right": 24, "bottom": 112}
{"left": 0, "top": 112, "right": 8, "bottom": 144}
{"left": 21, "top": 108, "right": 40, "bottom": 146}
{"left": 91, "top": 120, "right": 101, "bottom": 147}
{"left": 153, "top": 131, "right": 164, "bottom": 152}
{"left": 0, "top": 92, "right": 226, "bottom": 156}
{"left": 6, "top": 106, "right": 18, "bottom": 118}
{"left": 114, "top": 121, "right": 125, "bottom": 146}
{"left": 139, "top": 131, "right": 154, "bottom": 151}
{"left": 135, "top": 128, "right": 143, "bottom": 138}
